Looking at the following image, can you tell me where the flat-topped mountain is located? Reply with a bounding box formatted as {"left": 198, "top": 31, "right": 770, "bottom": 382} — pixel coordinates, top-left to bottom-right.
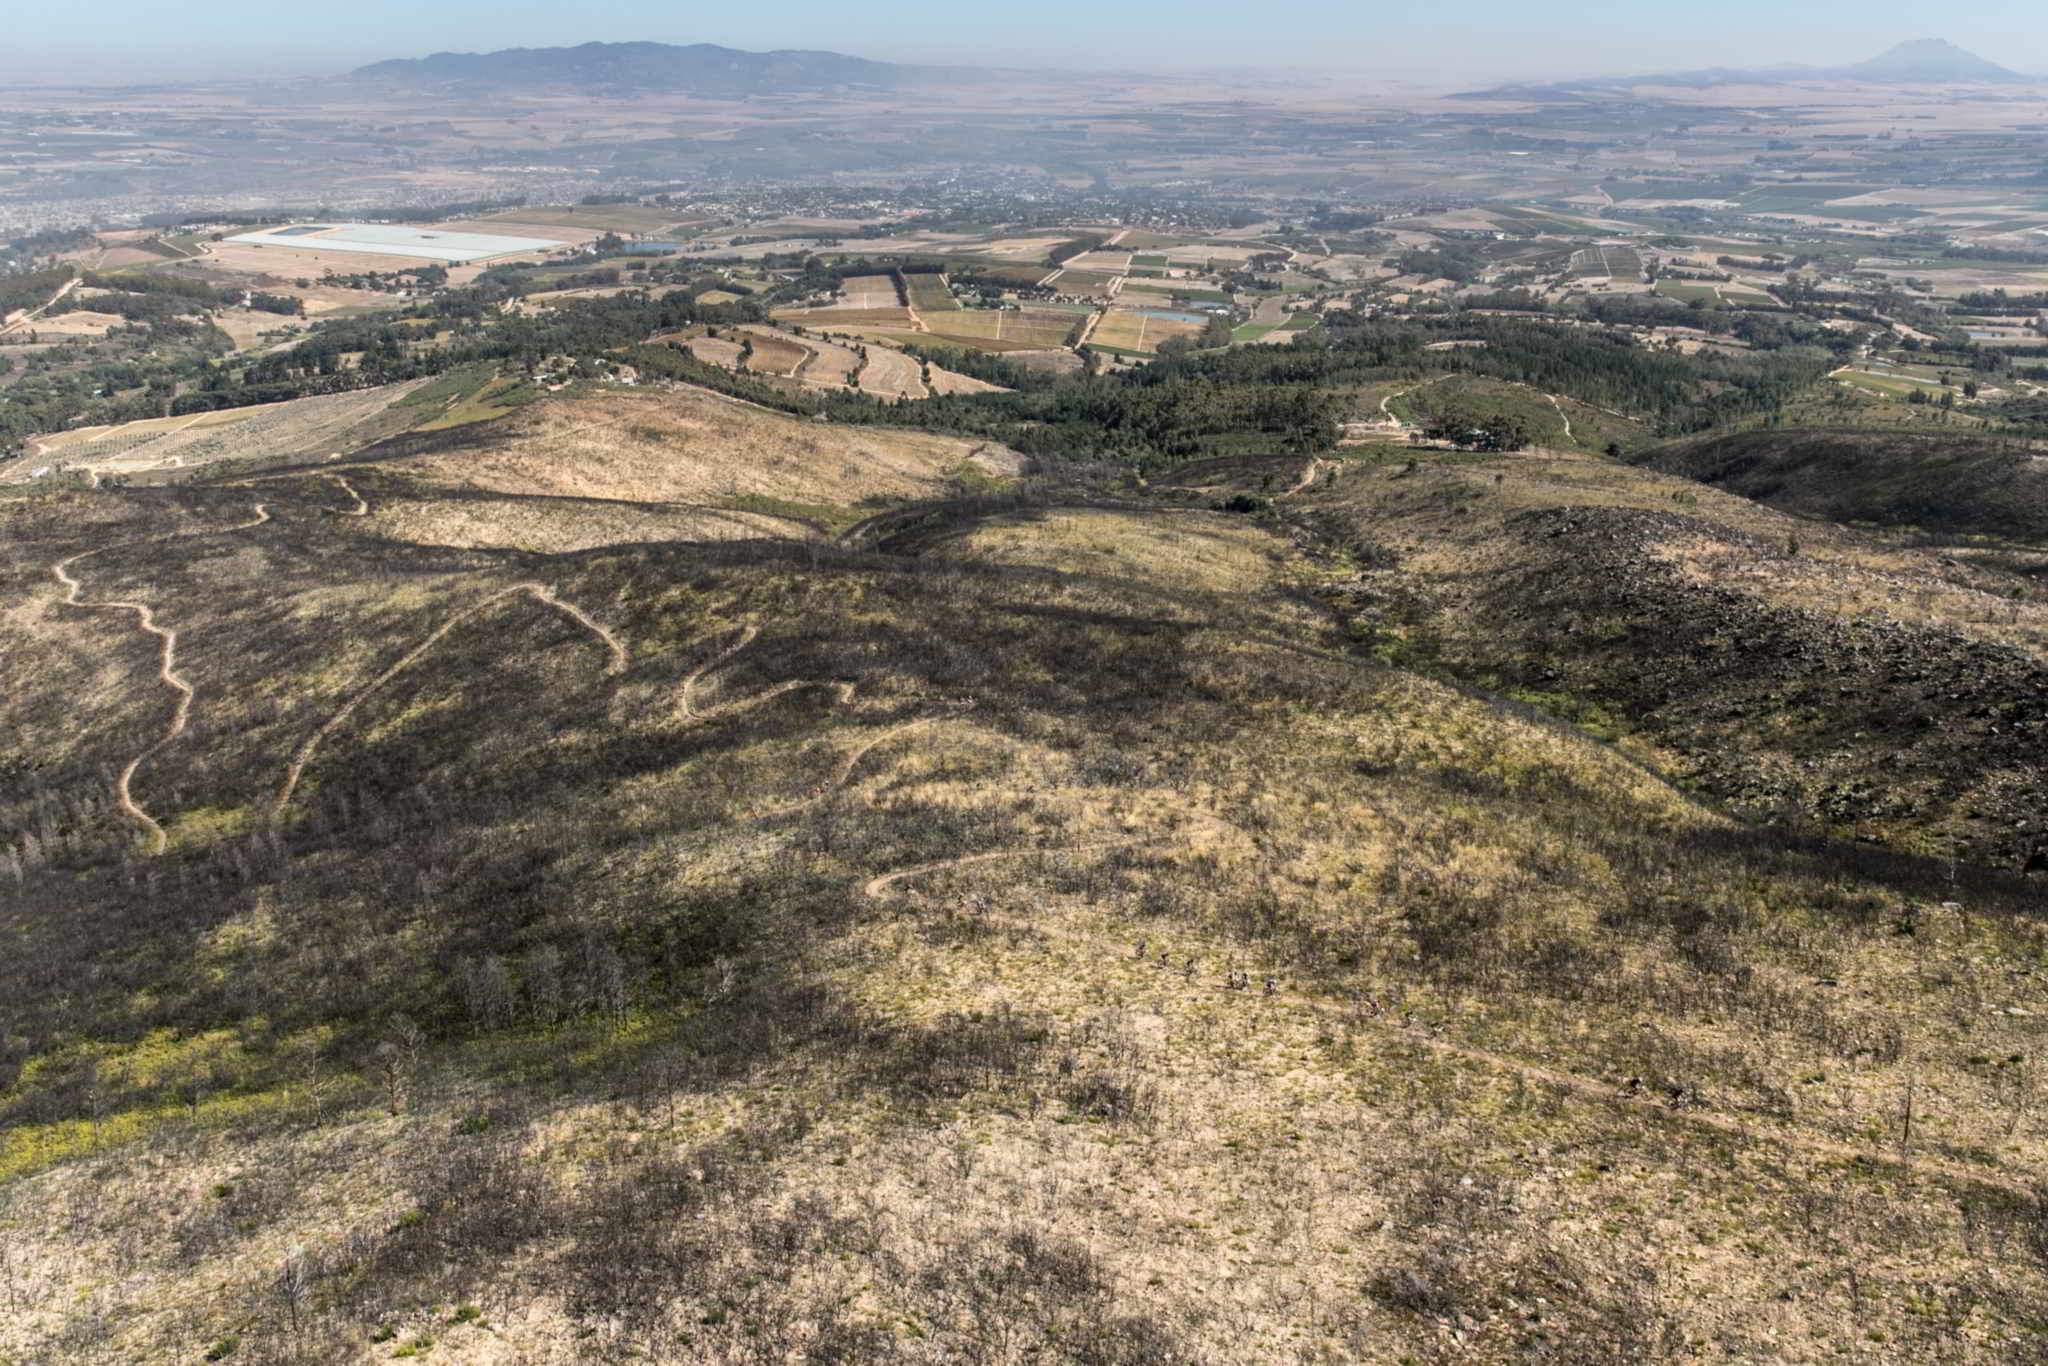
{"left": 349, "top": 40, "right": 965, "bottom": 94}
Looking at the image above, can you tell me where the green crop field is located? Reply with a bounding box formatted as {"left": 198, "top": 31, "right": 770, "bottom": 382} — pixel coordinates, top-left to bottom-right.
{"left": 1656, "top": 280, "right": 1723, "bottom": 303}
{"left": 904, "top": 274, "right": 960, "bottom": 312}
{"left": 1114, "top": 230, "right": 1197, "bottom": 250}
{"left": 482, "top": 205, "right": 687, "bottom": 234}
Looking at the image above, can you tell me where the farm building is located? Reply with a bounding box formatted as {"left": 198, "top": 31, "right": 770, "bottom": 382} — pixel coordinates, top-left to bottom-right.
{"left": 222, "top": 223, "right": 560, "bottom": 263}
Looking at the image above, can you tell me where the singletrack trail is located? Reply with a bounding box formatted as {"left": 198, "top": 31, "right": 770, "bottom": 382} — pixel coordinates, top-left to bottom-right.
{"left": 49, "top": 504, "right": 273, "bottom": 854}
{"left": 1545, "top": 392, "right": 1574, "bottom": 441}
{"left": 1280, "top": 458, "right": 1328, "bottom": 498}
{"left": 744, "top": 709, "right": 968, "bottom": 823}
{"left": 675, "top": 624, "right": 873, "bottom": 725}
{"left": 862, "top": 837, "right": 1148, "bottom": 899}
{"left": 678, "top": 624, "right": 761, "bottom": 719}
{"left": 232, "top": 471, "right": 370, "bottom": 516}
{"left": 270, "top": 583, "right": 626, "bottom": 819}
{"left": 328, "top": 474, "right": 369, "bottom": 516}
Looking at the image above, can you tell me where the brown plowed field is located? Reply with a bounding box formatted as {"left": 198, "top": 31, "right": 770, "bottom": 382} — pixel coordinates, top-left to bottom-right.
{"left": 772, "top": 306, "right": 917, "bottom": 329}
{"left": 856, "top": 346, "right": 929, "bottom": 400}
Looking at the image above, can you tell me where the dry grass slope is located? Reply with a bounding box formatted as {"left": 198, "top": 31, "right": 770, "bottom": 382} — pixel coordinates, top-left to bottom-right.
{"left": 0, "top": 438, "right": 2045, "bottom": 1364}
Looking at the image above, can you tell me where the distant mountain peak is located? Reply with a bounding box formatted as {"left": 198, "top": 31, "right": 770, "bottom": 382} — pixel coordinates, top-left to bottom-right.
{"left": 1456, "top": 35, "right": 2033, "bottom": 99}
{"left": 1846, "top": 38, "right": 2025, "bottom": 82}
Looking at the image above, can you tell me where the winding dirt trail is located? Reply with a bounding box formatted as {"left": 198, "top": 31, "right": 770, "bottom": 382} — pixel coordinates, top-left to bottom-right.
{"left": 270, "top": 583, "right": 626, "bottom": 820}
{"left": 327, "top": 475, "right": 369, "bottom": 516}
{"left": 50, "top": 503, "right": 273, "bottom": 853}
{"left": 676, "top": 624, "right": 860, "bottom": 725}
{"left": 744, "top": 709, "right": 968, "bottom": 824}
{"left": 862, "top": 837, "right": 1148, "bottom": 899}
{"left": 1545, "top": 392, "right": 1575, "bottom": 442}
{"left": 232, "top": 471, "right": 370, "bottom": 516}
{"left": 1280, "top": 458, "right": 1328, "bottom": 498}
{"left": 678, "top": 624, "right": 762, "bottom": 719}
{"left": 1378, "top": 375, "right": 1449, "bottom": 424}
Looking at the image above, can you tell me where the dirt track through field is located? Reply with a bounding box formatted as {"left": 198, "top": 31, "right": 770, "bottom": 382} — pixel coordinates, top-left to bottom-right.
{"left": 50, "top": 503, "right": 273, "bottom": 853}
{"left": 271, "top": 583, "right": 626, "bottom": 820}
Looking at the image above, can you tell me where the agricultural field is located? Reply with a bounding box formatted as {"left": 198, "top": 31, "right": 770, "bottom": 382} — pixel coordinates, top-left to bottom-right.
{"left": 679, "top": 333, "right": 746, "bottom": 370}
{"left": 772, "top": 306, "right": 917, "bottom": 329}
{"left": 836, "top": 275, "right": 904, "bottom": 309}
{"left": 965, "top": 263, "right": 1056, "bottom": 289}
{"left": 1044, "top": 268, "right": 1118, "bottom": 295}
{"left": 1087, "top": 306, "right": 1210, "bottom": 356}
{"left": 793, "top": 333, "right": 862, "bottom": 389}
{"left": 734, "top": 326, "right": 811, "bottom": 378}
{"left": 656, "top": 324, "right": 990, "bottom": 400}
{"left": 965, "top": 234, "right": 1076, "bottom": 260}
{"left": 1733, "top": 186, "right": 1931, "bottom": 222}
{"left": 923, "top": 306, "right": 1087, "bottom": 351}
{"left": 1655, "top": 279, "right": 1725, "bottom": 304}
{"left": 432, "top": 218, "right": 603, "bottom": 246}
{"left": 1112, "top": 229, "right": 1199, "bottom": 250}
{"left": 1060, "top": 251, "right": 1134, "bottom": 274}
{"left": 479, "top": 204, "right": 688, "bottom": 234}
{"left": 199, "top": 240, "right": 435, "bottom": 276}
{"left": 1163, "top": 244, "right": 1272, "bottom": 269}
{"left": 854, "top": 343, "right": 928, "bottom": 399}
{"left": 1119, "top": 279, "right": 1234, "bottom": 305}
{"left": 1567, "top": 244, "right": 1644, "bottom": 282}
{"left": 903, "top": 274, "right": 959, "bottom": 312}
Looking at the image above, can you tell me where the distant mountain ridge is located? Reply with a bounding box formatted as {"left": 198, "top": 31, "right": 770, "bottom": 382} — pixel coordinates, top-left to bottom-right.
{"left": 1459, "top": 38, "right": 2033, "bottom": 99}
{"left": 349, "top": 40, "right": 968, "bottom": 94}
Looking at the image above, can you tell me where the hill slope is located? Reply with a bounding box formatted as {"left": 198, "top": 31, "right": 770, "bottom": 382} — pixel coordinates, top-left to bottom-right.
{"left": 1263, "top": 445, "right": 2048, "bottom": 869}
{"left": 1640, "top": 427, "right": 2048, "bottom": 546}
{"left": 3, "top": 428, "right": 2047, "bottom": 1362}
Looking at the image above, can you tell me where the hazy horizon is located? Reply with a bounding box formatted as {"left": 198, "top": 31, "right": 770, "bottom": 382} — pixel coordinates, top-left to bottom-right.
{"left": 8, "top": 1, "right": 2048, "bottom": 87}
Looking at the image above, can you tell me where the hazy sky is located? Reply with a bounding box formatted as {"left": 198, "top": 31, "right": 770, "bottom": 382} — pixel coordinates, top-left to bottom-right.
{"left": 12, "top": 0, "right": 2048, "bottom": 84}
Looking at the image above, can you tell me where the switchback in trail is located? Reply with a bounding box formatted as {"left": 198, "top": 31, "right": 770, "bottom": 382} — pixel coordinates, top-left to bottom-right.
{"left": 49, "top": 504, "right": 273, "bottom": 853}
